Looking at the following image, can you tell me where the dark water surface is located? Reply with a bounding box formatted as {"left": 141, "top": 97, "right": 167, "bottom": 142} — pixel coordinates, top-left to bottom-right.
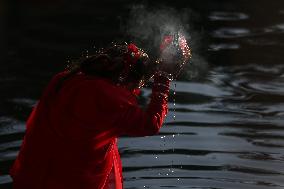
{"left": 1, "top": 0, "right": 284, "bottom": 188}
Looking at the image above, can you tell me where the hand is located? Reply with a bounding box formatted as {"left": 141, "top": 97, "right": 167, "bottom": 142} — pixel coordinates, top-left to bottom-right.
{"left": 158, "top": 48, "right": 183, "bottom": 79}
{"left": 158, "top": 33, "right": 191, "bottom": 79}
{"left": 157, "top": 59, "right": 179, "bottom": 77}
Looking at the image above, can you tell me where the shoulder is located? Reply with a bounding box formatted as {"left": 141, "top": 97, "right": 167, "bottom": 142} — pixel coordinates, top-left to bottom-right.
{"left": 71, "top": 73, "right": 138, "bottom": 106}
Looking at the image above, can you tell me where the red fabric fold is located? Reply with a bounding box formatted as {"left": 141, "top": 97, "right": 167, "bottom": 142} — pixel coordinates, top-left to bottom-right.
{"left": 10, "top": 71, "right": 170, "bottom": 189}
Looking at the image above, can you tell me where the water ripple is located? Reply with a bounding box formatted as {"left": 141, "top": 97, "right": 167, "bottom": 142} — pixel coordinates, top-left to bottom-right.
{"left": 209, "top": 12, "right": 249, "bottom": 21}
{"left": 212, "top": 28, "right": 251, "bottom": 38}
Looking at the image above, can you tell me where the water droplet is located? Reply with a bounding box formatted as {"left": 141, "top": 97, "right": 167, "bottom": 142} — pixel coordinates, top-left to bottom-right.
{"left": 86, "top": 50, "right": 89, "bottom": 58}
{"left": 173, "top": 82, "right": 176, "bottom": 121}
{"left": 171, "top": 82, "right": 177, "bottom": 171}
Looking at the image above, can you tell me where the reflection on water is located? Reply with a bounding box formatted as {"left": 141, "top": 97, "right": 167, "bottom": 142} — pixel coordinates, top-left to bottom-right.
{"left": 212, "top": 28, "right": 251, "bottom": 38}
{"left": 209, "top": 43, "right": 240, "bottom": 51}
{"left": 1, "top": 0, "right": 284, "bottom": 189}
{"left": 209, "top": 12, "right": 249, "bottom": 21}
{"left": 121, "top": 63, "right": 284, "bottom": 188}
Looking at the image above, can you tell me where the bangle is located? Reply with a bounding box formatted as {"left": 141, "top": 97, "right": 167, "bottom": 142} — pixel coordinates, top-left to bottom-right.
{"left": 152, "top": 91, "right": 169, "bottom": 100}
{"left": 155, "top": 71, "right": 173, "bottom": 81}
{"left": 153, "top": 82, "right": 169, "bottom": 88}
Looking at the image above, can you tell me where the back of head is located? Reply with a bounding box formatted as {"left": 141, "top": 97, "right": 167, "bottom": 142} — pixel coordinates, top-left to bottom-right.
{"left": 66, "top": 42, "right": 156, "bottom": 89}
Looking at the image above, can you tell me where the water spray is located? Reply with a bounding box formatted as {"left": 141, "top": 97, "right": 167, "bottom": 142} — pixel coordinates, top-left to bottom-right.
{"left": 158, "top": 31, "right": 192, "bottom": 79}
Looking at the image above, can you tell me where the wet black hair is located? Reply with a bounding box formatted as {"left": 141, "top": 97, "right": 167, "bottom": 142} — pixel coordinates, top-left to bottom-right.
{"left": 60, "top": 43, "right": 155, "bottom": 90}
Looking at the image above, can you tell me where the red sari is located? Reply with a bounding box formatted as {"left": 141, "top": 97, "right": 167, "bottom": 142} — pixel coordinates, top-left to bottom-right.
{"left": 10, "top": 71, "right": 170, "bottom": 189}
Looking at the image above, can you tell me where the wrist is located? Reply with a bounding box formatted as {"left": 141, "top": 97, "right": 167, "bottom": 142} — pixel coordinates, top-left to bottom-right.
{"left": 154, "top": 71, "right": 173, "bottom": 81}
{"left": 152, "top": 71, "right": 170, "bottom": 97}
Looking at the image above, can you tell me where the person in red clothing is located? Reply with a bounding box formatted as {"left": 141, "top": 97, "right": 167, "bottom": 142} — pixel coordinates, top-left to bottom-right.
{"left": 9, "top": 42, "right": 179, "bottom": 189}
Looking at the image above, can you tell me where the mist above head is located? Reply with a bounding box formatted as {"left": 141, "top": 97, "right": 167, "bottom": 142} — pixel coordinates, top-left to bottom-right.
{"left": 126, "top": 5, "right": 191, "bottom": 59}
{"left": 125, "top": 4, "right": 207, "bottom": 80}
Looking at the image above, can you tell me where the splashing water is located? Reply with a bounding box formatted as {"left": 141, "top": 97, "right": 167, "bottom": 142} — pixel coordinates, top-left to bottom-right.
{"left": 173, "top": 82, "right": 176, "bottom": 121}
{"left": 159, "top": 31, "right": 192, "bottom": 177}
{"left": 159, "top": 31, "right": 192, "bottom": 78}
{"left": 169, "top": 82, "right": 176, "bottom": 175}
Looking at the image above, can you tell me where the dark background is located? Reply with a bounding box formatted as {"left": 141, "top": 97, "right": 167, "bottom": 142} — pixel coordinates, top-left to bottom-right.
{"left": 1, "top": 0, "right": 284, "bottom": 188}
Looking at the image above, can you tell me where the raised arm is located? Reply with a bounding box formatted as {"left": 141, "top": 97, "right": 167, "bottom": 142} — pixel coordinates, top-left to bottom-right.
{"left": 120, "top": 72, "right": 170, "bottom": 136}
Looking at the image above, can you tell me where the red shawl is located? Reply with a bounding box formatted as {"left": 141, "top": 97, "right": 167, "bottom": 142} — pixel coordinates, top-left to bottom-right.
{"left": 10, "top": 71, "right": 169, "bottom": 189}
